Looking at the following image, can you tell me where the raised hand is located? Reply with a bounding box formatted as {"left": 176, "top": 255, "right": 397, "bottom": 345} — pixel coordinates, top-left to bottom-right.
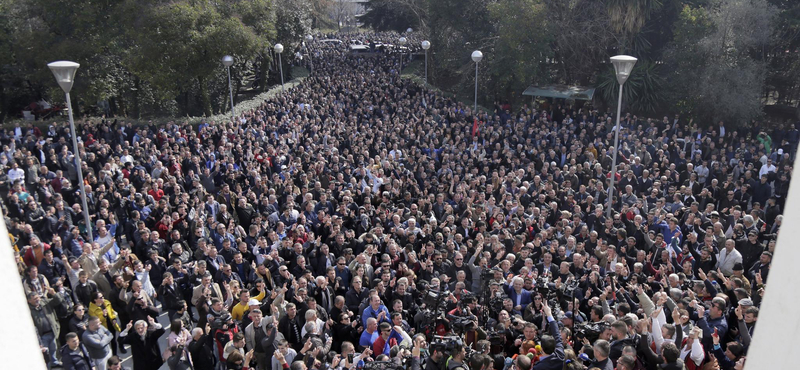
{"left": 672, "top": 307, "right": 681, "bottom": 323}
{"left": 651, "top": 306, "right": 663, "bottom": 319}
{"left": 542, "top": 300, "right": 552, "bottom": 318}
{"left": 711, "top": 327, "right": 720, "bottom": 345}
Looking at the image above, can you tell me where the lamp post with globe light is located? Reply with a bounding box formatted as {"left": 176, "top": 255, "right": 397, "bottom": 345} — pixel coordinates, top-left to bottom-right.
{"left": 47, "top": 61, "right": 93, "bottom": 242}
{"left": 274, "top": 43, "right": 285, "bottom": 93}
{"left": 607, "top": 55, "right": 638, "bottom": 219}
{"left": 222, "top": 55, "right": 235, "bottom": 121}
{"left": 471, "top": 50, "right": 483, "bottom": 113}
{"left": 421, "top": 40, "right": 431, "bottom": 84}
{"left": 398, "top": 37, "right": 407, "bottom": 74}
{"left": 305, "top": 35, "right": 314, "bottom": 74}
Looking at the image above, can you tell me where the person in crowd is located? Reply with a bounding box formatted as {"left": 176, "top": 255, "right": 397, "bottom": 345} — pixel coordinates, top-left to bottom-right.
{"left": 12, "top": 31, "right": 787, "bottom": 370}
{"left": 82, "top": 316, "right": 114, "bottom": 370}
{"left": 60, "top": 331, "right": 94, "bottom": 370}
{"left": 28, "top": 288, "right": 63, "bottom": 369}
{"left": 119, "top": 317, "right": 166, "bottom": 370}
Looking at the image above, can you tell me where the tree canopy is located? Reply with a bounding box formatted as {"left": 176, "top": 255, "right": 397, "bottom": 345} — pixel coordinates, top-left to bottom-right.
{"left": 0, "top": 0, "right": 299, "bottom": 121}
{"left": 361, "top": 0, "right": 800, "bottom": 124}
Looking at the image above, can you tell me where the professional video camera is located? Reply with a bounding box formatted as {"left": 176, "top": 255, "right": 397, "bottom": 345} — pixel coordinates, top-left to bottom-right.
{"left": 485, "top": 327, "right": 505, "bottom": 345}
{"left": 415, "top": 285, "right": 452, "bottom": 337}
{"left": 479, "top": 278, "right": 507, "bottom": 325}
{"left": 573, "top": 322, "right": 609, "bottom": 344}
{"left": 562, "top": 278, "right": 580, "bottom": 299}
{"left": 364, "top": 361, "right": 405, "bottom": 370}
{"left": 431, "top": 335, "right": 476, "bottom": 361}
{"left": 533, "top": 275, "right": 580, "bottom": 319}
{"left": 448, "top": 297, "right": 479, "bottom": 334}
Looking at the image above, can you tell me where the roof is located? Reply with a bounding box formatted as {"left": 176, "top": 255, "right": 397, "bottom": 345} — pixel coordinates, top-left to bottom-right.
{"left": 522, "top": 84, "right": 596, "bottom": 100}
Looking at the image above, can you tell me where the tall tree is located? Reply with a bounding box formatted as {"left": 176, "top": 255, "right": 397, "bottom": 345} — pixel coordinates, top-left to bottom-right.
{"left": 487, "top": 0, "right": 552, "bottom": 102}
{"left": 123, "top": 0, "right": 266, "bottom": 116}
{"left": 662, "top": 0, "right": 778, "bottom": 124}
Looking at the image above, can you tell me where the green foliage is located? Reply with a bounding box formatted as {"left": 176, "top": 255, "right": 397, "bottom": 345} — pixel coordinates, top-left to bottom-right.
{"left": 360, "top": 0, "right": 796, "bottom": 123}
{"left": 0, "top": 0, "right": 295, "bottom": 121}
{"left": 597, "top": 61, "right": 665, "bottom": 114}
{"left": 360, "top": 0, "right": 419, "bottom": 32}
{"left": 124, "top": 1, "right": 266, "bottom": 116}
{"left": 486, "top": 0, "right": 553, "bottom": 101}
{"left": 662, "top": 0, "right": 777, "bottom": 124}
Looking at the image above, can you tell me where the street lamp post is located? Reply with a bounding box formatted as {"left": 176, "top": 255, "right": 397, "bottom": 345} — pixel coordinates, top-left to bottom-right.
{"left": 47, "top": 61, "right": 93, "bottom": 242}
{"left": 222, "top": 55, "right": 235, "bottom": 121}
{"left": 274, "top": 43, "right": 285, "bottom": 93}
{"left": 305, "top": 35, "right": 314, "bottom": 74}
{"left": 471, "top": 50, "right": 483, "bottom": 113}
{"left": 398, "top": 37, "right": 407, "bottom": 74}
{"left": 421, "top": 40, "right": 430, "bottom": 85}
{"left": 607, "top": 55, "right": 638, "bottom": 219}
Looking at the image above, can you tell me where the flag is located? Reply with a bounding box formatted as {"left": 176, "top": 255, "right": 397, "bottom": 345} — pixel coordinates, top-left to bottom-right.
{"left": 472, "top": 118, "right": 480, "bottom": 138}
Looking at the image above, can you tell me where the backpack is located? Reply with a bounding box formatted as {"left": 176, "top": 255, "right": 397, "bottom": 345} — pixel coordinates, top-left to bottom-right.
{"left": 214, "top": 327, "right": 238, "bottom": 359}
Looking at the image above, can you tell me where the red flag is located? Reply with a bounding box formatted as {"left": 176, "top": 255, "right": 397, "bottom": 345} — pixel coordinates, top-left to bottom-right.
{"left": 472, "top": 118, "right": 480, "bottom": 138}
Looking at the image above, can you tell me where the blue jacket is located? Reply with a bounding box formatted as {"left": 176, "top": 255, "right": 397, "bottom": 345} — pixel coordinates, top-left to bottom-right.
{"left": 692, "top": 309, "right": 728, "bottom": 351}
{"left": 532, "top": 317, "right": 564, "bottom": 370}
{"left": 362, "top": 304, "right": 391, "bottom": 328}
{"left": 359, "top": 329, "right": 378, "bottom": 350}
{"left": 712, "top": 344, "right": 737, "bottom": 370}
{"left": 504, "top": 285, "right": 533, "bottom": 309}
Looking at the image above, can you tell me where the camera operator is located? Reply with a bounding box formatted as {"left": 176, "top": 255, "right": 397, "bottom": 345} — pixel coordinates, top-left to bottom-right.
{"left": 446, "top": 296, "right": 484, "bottom": 347}
{"left": 445, "top": 342, "right": 468, "bottom": 370}
{"left": 425, "top": 342, "right": 447, "bottom": 370}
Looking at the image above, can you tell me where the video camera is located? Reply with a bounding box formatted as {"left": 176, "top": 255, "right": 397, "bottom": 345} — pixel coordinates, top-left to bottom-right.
{"left": 364, "top": 361, "right": 405, "bottom": 370}
{"left": 573, "top": 322, "right": 609, "bottom": 344}
{"left": 431, "top": 335, "right": 475, "bottom": 360}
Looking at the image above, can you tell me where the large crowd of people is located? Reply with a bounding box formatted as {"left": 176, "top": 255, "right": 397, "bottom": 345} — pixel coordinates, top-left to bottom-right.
{"left": 12, "top": 31, "right": 796, "bottom": 370}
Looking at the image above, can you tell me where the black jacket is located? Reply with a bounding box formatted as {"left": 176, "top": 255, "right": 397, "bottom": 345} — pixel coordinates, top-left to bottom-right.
{"left": 60, "top": 343, "right": 93, "bottom": 370}
{"left": 158, "top": 283, "right": 183, "bottom": 312}
{"left": 188, "top": 333, "right": 217, "bottom": 370}
{"left": 120, "top": 327, "right": 166, "bottom": 370}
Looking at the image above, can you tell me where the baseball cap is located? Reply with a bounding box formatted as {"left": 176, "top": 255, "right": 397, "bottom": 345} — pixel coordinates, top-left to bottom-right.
{"left": 563, "top": 311, "right": 584, "bottom": 323}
